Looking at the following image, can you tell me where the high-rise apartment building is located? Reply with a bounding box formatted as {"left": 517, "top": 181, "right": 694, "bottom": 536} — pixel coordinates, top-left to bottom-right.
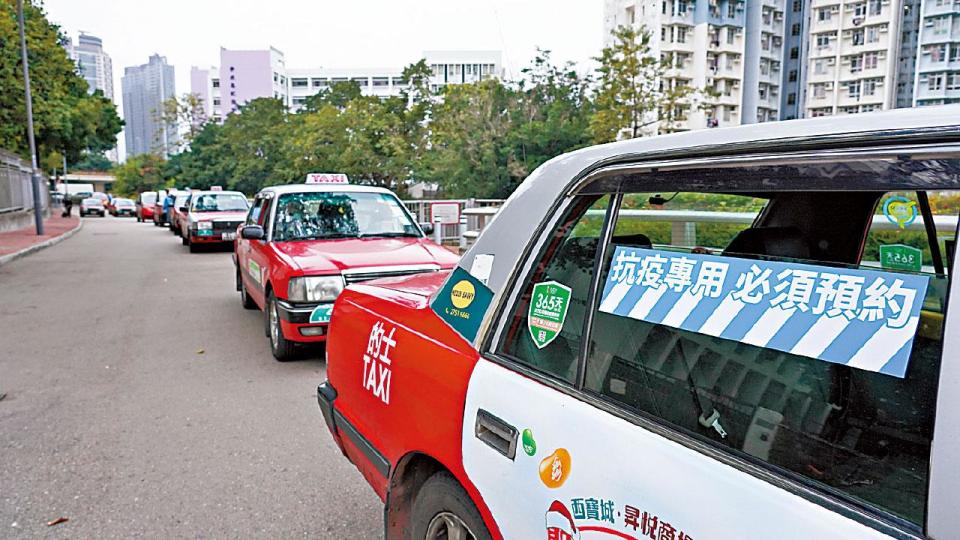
{"left": 121, "top": 54, "right": 177, "bottom": 157}
{"left": 804, "top": 0, "right": 905, "bottom": 117}
{"left": 913, "top": 0, "right": 960, "bottom": 106}
{"left": 604, "top": 0, "right": 785, "bottom": 131}
{"left": 780, "top": 0, "right": 812, "bottom": 119}
{"left": 67, "top": 33, "right": 114, "bottom": 99}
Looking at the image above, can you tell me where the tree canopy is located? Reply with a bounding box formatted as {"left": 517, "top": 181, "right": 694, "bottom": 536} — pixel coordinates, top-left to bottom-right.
{"left": 0, "top": 0, "right": 122, "bottom": 167}
{"left": 120, "top": 26, "right": 710, "bottom": 199}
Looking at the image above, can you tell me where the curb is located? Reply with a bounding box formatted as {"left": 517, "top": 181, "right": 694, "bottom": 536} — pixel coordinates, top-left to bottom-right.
{"left": 0, "top": 219, "right": 84, "bottom": 269}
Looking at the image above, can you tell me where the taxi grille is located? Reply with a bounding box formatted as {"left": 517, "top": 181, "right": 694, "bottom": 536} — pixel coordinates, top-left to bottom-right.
{"left": 213, "top": 221, "right": 242, "bottom": 232}
{"left": 343, "top": 266, "right": 440, "bottom": 285}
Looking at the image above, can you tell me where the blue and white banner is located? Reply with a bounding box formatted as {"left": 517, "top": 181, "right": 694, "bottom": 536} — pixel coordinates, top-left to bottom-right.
{"left": 599, "top": 246, "right": 931, "bottom": 378}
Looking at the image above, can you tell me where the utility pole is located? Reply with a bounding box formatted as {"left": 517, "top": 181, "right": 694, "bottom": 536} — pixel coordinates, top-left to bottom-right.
{"left": 17, "top": 0, "right": 45, "bottom": 235}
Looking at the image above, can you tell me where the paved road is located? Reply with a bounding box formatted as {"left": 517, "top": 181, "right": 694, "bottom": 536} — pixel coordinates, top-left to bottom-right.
{"left": 0, "top": 216, "right": 382, "bottom": 538}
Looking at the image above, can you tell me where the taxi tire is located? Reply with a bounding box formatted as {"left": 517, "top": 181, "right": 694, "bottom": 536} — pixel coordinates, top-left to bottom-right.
{"left": 181, "top": 232, "right": 188, "bottom": 246}
{"left": 267, "top": 292, "right": 297, "bottom": 362}
{"left": 410, "top": 471, "right": 490, "bottom": 540}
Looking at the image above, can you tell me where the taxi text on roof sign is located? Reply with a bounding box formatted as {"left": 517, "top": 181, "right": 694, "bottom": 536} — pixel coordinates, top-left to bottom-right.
{"left": 306, "top": 173, "right": 350, "bottom": 185}
{"left": 211, "top": 185, "right": 223, "bottom": 191}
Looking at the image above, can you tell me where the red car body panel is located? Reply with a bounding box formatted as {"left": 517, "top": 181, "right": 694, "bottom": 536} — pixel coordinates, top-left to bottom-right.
{"left": 324, "top": 275, "right": 501, "bottom": 537}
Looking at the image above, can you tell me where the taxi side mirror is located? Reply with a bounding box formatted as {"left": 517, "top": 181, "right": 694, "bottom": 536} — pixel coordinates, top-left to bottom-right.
{"left": 420, "top": 223, "right": 434, "bottom": 235}
{"left": 241, "top": 225, "right": 265, "bottom": 240}
{"left": 178, "top": 205, "right": 188, "bottom": 212}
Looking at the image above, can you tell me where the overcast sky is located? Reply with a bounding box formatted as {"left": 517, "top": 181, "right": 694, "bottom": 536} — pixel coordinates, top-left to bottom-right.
{"left": 44, "top": 0, "right": 603, "bottom": 97}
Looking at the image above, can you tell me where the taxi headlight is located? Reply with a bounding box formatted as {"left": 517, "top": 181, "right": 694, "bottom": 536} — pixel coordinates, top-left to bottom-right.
{"left": 287, "top": 276, "right": 344, "bottom": 303}
{"left": 197, "top": 221, "right": 213, "bottom": 230}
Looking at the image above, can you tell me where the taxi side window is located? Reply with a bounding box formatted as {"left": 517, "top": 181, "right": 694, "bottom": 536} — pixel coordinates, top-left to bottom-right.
{"left": 246, "top": 198, "right": 263, "bottom": 226}
{"left": 498, "top": 196, "right": 609, "bottom": 384}
{"left": 583, "top": 190, "right": 950, "bottom": 526}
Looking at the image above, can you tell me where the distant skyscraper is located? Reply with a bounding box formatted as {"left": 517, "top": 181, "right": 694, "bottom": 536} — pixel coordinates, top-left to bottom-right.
{"left": 122, "top": 54, "right": 177, "bottom": 157}
{"left": 67, "top": 32, "right": 114, "bottom": 99}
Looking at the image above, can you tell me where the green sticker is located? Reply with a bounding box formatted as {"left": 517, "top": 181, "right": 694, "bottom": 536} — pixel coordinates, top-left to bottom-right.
{"left": 430, "top": 267, "right": 494, "bottom": 343}
{"left": 309, "top": 304, "right": 334, "bottom": 324}
{"left": 521, "top": 428, "right": 537, "bottom": 456}
{"left": 528, "top": 281, "right": 571, "bottom": 349}
{"left": 248, "top": 260, "right": 262, "bottom": 284}
{"left": 880, "top": 244, "right": 922, "bottom": 272}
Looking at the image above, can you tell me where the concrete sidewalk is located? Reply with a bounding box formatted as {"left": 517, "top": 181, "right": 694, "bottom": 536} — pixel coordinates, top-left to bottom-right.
{"left": 0, "top": 213, "right": 81, "bottom": 267}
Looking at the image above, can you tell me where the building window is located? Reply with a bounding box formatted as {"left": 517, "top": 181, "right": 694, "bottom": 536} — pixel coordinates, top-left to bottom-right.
{"left": 312, "top": 78, "right": 328, "bottom": 88}
{"left": 790, "top": 47, "right": 799, "bottom": 59}
{"left": 792, "top": 23, "right": 801, "bottom": 36}
{"left": 373, "top": 77, "right": 389, "bottom": 87}
{"left": 863, "top": 78, "right": 878, "bottom": 96}
{"left": 813, "top": 83, "right": 826, "bottom": 99}
{"left": 868, "top": 0, "right": 882, "bottom": 15}
{"left": 867, "top": 25, "right": 881, "bottom": 43}
{"left": 787, "top": 92, "right": 796, "bottom": 105}
{"left": 852, "top": 29, "right": 865, "bottom": 46}
{"left": 818, "top": 8, "right": 831, "bottom": 21}
{"left": 848, "top": 80, "right": 861, "bottom": 99}
{"left": 947, "top": 73, "right": 960, "bottom": 91}
{"left": 950, "top": 45, "right": 960, "bottom": 62}
{"left": 816, "top": 34, "right": 831, "bottom": 48}
{"left": 864, "top": 51, "right": 879, "bottom": 70}
{"left": 212, "top": 79, "right": 220, "bottom": 88}
{"left": 788, "top": 69, "right": 798, "bottom": 82}
{"left": 352, "top": 77, "right": 369, "bottom": 87}
{"left": 930, "top": 74, "right": 944, "bottom": 91}
{"left": 676, "top": 26, "right": 687, "bottom": 43}
{"left": 291, "top": 78, "right": 308, "bottom": 87}
{"left": 850, "top": 55, "right": 864, "bottom": 72}
{"left": 793, "top": 0, "right": 801, "bottom": 11}
{"left": 213, "top": 98, "right": 220, "bottom": 106}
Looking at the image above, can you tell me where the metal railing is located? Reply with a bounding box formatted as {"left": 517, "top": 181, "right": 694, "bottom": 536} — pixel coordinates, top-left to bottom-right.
{"left": 461, "top": 207, "right": 960, "bottom": 249}
{"left": 0, "top": 149, "right": 46, "bottom": 214}
{"left": 403, "top": 198, "right": 506, "bottom": 242}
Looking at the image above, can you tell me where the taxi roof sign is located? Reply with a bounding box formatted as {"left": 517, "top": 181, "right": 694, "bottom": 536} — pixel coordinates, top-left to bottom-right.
{"left": 211, "top": 185, "right": 223, "bottom": 191}
{"left": 306, "top": 173, "right": 349, "bottom": 185}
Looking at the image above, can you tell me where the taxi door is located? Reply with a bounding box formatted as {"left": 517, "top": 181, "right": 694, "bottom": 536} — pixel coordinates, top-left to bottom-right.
{"left": 238, "top": 194, "right": 273, "bottom": 308}
{"left": 459, "top": 193, "right": 932, "bottom": 539}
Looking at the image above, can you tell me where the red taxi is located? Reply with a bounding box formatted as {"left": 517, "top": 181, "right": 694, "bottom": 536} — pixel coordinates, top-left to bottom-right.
{"left": 316, "top": 109, "right": 960, "bottom": 539}
{"left": 179, "top": 188, "right": 249, "bottom": 253}
{"left": 136, "top": 191, "right": 157, "bottom": 222}
{"left": 234, "top": 175, "right": 458, "bottom": 361}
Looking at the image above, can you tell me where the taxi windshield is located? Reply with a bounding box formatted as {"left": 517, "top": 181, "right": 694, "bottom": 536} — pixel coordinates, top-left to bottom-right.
{"left": 272, "top": 191, "right": 420, "bottom": 242}
{"left": 191, "top": 193, "right": 249, "bottom": 212}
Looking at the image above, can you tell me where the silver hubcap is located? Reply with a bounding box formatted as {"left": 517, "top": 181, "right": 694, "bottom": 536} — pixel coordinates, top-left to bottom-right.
{"left": 424, "top": 512, "right": 474, "bottom": 540}
{"left": 269, "top": 300, "right": 280, "bottom": 347}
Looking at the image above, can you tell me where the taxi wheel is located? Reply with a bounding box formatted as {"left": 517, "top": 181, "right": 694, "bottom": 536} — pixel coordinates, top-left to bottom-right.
{"left": 267, "top": 292, "right": 297, "bottom": 361}
{"left": 411, "top": 471, "right": 490, "bottom": 540}
{"left": 181, "top": 232, "right": 188, "bottom": 246}
{"left": 189, "top": 241, "right": 199, "bottom": 253}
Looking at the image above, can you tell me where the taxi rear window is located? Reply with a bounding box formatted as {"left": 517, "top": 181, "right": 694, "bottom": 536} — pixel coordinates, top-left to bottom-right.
{"left": 498, "top": 184, "right": 957, "bottom": 528}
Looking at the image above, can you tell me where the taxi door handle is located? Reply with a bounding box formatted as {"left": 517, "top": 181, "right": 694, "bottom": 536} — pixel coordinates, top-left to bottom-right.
{"left": 475, "top": 409, "right": 518, "bottom": 460}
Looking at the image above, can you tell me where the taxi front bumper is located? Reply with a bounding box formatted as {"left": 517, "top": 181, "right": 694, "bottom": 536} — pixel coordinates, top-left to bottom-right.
{"left": 276, "top": 299, "right": 330, "bottom": 341}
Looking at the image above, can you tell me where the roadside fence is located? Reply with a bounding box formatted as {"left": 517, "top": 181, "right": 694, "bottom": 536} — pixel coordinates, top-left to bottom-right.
{"left": 0, "top": 149, "right": 47, "bottom": 215}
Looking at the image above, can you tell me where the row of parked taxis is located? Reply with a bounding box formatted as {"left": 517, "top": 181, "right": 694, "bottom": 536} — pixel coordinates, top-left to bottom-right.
{"left": 143, "top": 108, "right": 960, "bottom": 540}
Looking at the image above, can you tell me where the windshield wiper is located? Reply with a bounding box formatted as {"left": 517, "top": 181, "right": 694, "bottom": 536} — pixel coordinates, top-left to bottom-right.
{"left": 358, "top": 232, "right": 420, "bottom": 238}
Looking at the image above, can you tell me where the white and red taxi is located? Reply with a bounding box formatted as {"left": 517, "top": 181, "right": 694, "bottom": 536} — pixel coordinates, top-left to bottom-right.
{"left": 234, "top": 174, "right": 459, "bottom": 361}
{"left": 317, "top": 108, "right": 960, "bottom": 539}
{"left": 179, "top": 187, "right": 250, "bottom": 253}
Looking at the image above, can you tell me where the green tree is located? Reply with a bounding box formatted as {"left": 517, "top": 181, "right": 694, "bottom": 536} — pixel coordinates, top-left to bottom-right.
{"left": 424, "top": 79, "right": 518, "bottom": 198}
{"left": 0, "top": 1, "right": 122, "bottom": 165}
{"left": 112, "top": 153, "right": 167, "bottom": 196}
{"left": 508, "top": 49, "right": 593, "bottom": 179}
{"left": 71, "top": 151, "right": 112, "bottom": 171}
{"left": 591, "top": 25, "right": 701, "bottom": 143}
{"left": 218, "top": 98, "right": 289, "bottom": 193}
{"left": 302, "top": 80, "right": 363, "bottom": 111}
{"left": 158, "top": 93, "right": 207, "bottom": 151}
